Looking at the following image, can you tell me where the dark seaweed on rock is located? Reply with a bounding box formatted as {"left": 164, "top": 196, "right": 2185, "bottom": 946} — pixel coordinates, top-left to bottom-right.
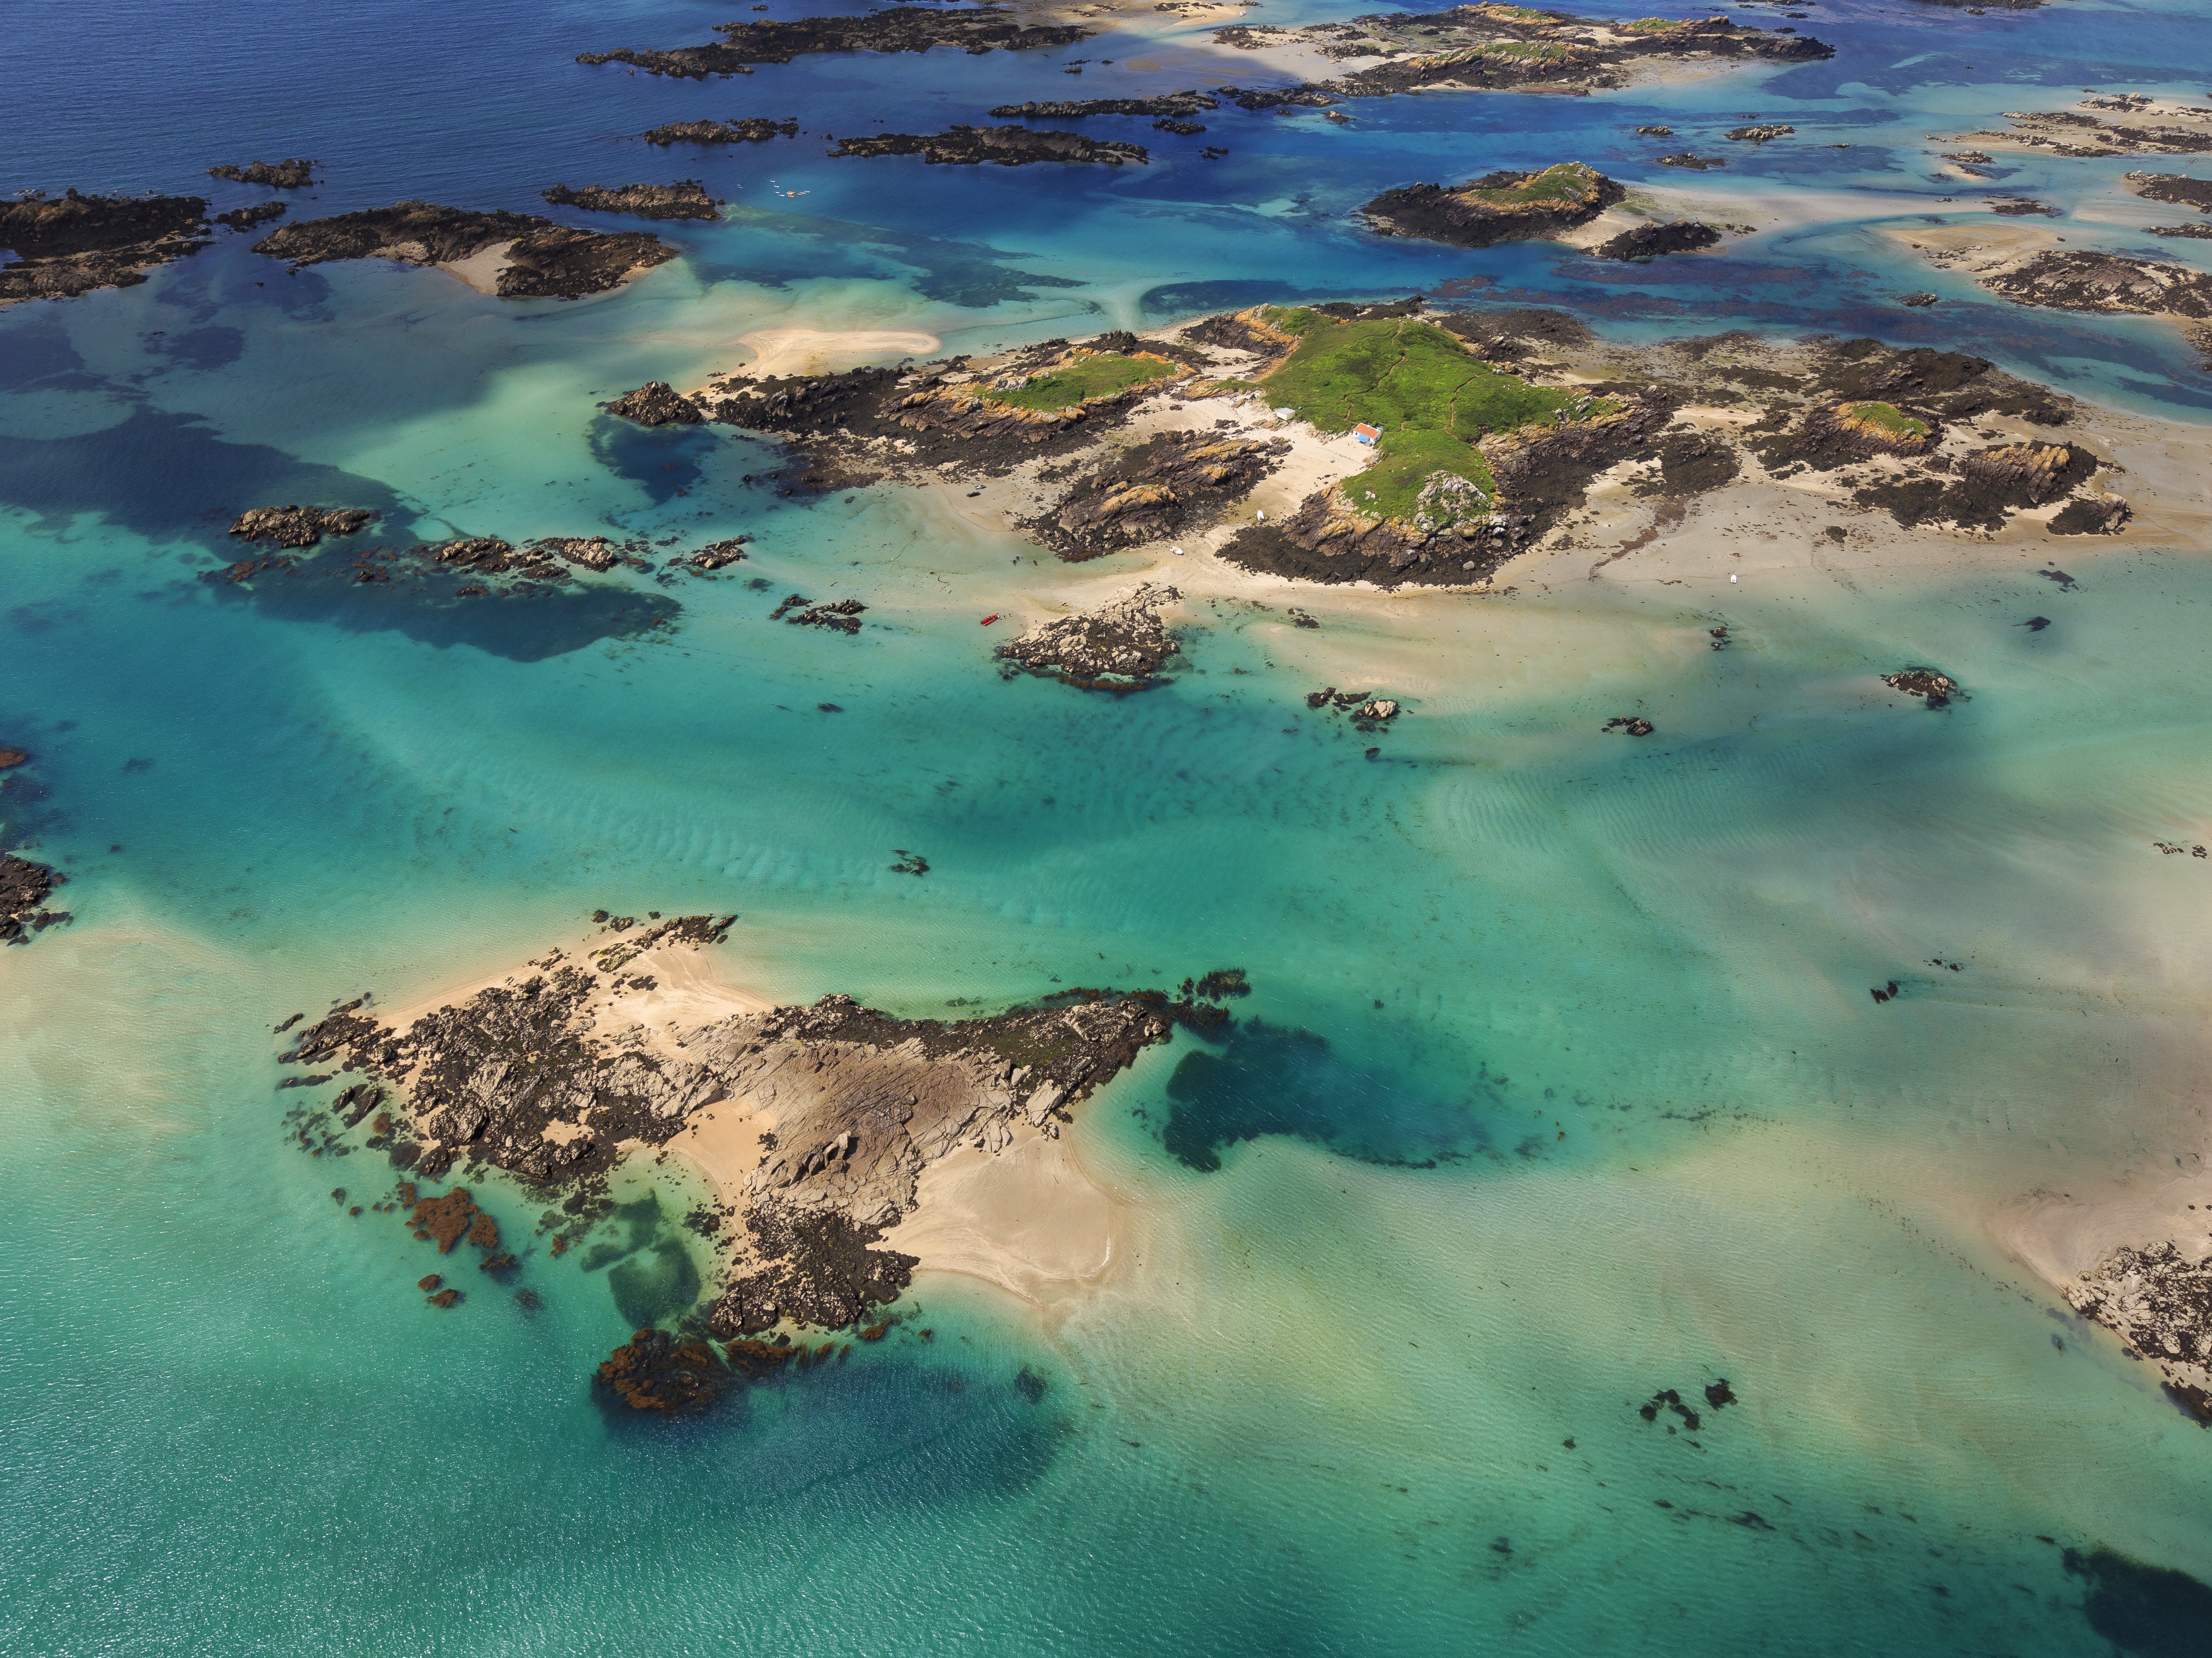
{"left": 2125, "top": 172, "right": 2212, "bottom": 213}
{"left": 829, "top": 127, "right": 1148, "bottom": 167}
{"left": 713, "top": 1204, "right": 919, "bottom": 1335}
{"left": 578, "top": 7, "right": 1089, "bottom": 78}
{"left": 252, "top": 202, "right": 678, "bottom": 299}
{"left": 0, "top": 190, "right": 212, "bottom": 302}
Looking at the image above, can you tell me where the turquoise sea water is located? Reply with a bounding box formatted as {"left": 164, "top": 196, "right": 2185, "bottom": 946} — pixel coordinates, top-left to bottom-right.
{"left": 7, "top": 0, "right": 2212, "bottom": 1651}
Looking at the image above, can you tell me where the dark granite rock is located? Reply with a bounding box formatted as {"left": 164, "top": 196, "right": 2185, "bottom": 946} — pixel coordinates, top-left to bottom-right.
{"left": 0, "top": 189, "right": 212, "bottom": 302}
{"left": 208, "top": 159, "right": 317, "bottom": 189}
{"left": 1589, "top": 219, "right": 1721, "bottom": 260}
{"left": 214, "top": 202, "right": 287, "bottom": 232}
{"left": 830, "top": 126, "right": 1148, "bottom": 167}
{"left": 253, "top": 202, "right": 677, "bottom": 299}
{"left": 2125, "top": 171, "right": 2212, "bottom": 213}
{"left": 578, "top": 7, "right": 1089, "bottom": 78}
{"left": 543, "top": 181, "right": 722, "bottom": 222}
{"left": 643, "top": 118, "right": 798, "bottom": 145}
{"left": 608, "top": 381, "right": 704, "bottom": 425}
{"left": 0, "top": 852, "right": 68, "bottom": 944}
{"left": 1981, "top": 249, "right": 2212, "bottom": 321}
{"left": 1881, "top": 667, "right": 1959, "bottom": 706}
{"left": 688, "top": 538, "right": 751, "bottom": 569}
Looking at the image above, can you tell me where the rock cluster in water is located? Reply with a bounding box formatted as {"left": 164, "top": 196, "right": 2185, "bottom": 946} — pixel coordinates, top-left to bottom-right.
{"left": 0, "top": 189, "right": 213, "bottom": 302}
{"left": 1590, "top": 219, "right": 1721, "bottom": 261}
{"left": 208, "top": 159, "right": 317, "bottom": 188}
{"left": 643, "top": 118, "right": 797, "bottom": 145}
{"left": 994, "top": 583, "right": 1183, "bottom": 691}
{"left": 229, "top": 505, "right": 377, "bottom": 548}
{"left": 2070, "top": 1243, "right": 2212, "bottom": 1420}
{"left": 988, "top": 91, "right": 1218, "bottom": 119}
{"left": 543, "top": 181, "right": 721, "bottom": 221}
{"left": 608, "top": 382, "right": 705, "bottom": 426}
{"left": 830, "top": 126, "right": 1148, "bottom": 167}
{"left": 252, "top": 201, "right": 678, "bottom": 298}
{"left": 577, "top": 7, "right": 1089, "bottom": 79}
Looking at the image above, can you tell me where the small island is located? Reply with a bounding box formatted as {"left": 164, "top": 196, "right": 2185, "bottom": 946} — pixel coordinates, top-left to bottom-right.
{"left": 578, "top": 6, "right": 1089, "bottom": 79}
{"left": 828, "top": 127, "right": 1148, "bottom": 168}
{"left": 1361, "top": 162, "right": 1624, "bottom": 248}
{"left": 252, "top": 201, "right": 678, "bottom": 298}
{"left": 643, "top": 118, "right": 797, "bottom": 146}
{"left": 542, "top": 181, "right": 722, "bottom": 222}
{"left": 0, "top": 189, "right": 212, "bottom": 303}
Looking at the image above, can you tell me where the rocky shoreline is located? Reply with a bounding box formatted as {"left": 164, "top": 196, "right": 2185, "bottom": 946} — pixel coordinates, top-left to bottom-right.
{"left": 277, "top": 921, "right": 1244, "bottom": 1376}
{"left": 2069, "top": 1243, "right": 2212, "bottom": 1420}
{"left": 0, "top": 189, "right": 213, "bottom": 303}
{"left": 252, "top": 201, "right": 677, "bottom": 298}
{"left": 1, "top": 745, "right": 70, "bottom": 946}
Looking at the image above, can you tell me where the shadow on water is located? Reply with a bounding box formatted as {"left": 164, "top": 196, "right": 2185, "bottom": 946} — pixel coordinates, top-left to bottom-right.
{"left": 1159, "top": 1020, "right": 1498, "bottom": 1173}
{"left": 576, "top": 1192, "right": 705, "bottom": 1327}
{"left": 586, "top": 413, "right": 719, "bottom": 506}
{"left": 2064, "top": 1546, "right": 2212, "bottom": 1658}
{"left": 0, "top": 404, "right": 405, "bottom": 546}
{"left": 196, "top": 547, "right": 683, "bottom": 663}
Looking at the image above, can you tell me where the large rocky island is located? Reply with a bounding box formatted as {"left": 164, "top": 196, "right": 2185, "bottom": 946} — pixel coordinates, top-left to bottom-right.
{"left": 1361, "top": 161, "right": 1624, "bottom": 248}
{"left": 577, "top": 7, "right": 1088, "bottom": 79}
{"left": 252, "top": 201, "right": 678, "bottom": 298}
{"left": 0, "top": 189, "right": 212, "bottom": 303}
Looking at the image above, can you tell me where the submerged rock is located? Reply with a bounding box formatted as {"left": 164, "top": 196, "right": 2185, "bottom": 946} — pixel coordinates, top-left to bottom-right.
{"left": 995, "top": 582, "right": 1183, "bottom": 691}
{"left": 542, "top": 181, "right": 722, "bottom": 222}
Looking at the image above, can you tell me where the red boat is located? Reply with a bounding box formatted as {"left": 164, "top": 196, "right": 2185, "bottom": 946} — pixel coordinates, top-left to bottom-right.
{"left": 979, "top": 614, "right": 998, "bottom": 626}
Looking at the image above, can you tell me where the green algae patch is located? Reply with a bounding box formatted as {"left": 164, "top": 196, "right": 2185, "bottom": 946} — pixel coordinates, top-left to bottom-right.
{"left": 983, "top": 353, "right": 1180, "bottom": 412}
{"left": 1844, "top": 400, "right": 1928, "bottom": 440}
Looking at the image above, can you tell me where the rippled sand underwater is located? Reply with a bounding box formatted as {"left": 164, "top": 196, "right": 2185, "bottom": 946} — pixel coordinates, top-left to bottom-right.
{"left": 10, "top": 0, "right": 2212, "bottom": 1648}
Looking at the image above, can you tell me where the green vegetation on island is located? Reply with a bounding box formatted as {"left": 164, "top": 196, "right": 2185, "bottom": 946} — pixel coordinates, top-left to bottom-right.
{"left": 982, "top": 353, "right": 1181, "bottom": 412}
{"left": 1242, "top": 311, "right": 1617, "bottom": 522}
{"left": 1845, "top": 400, "right": 1928, "bottom": 439}
{"left": 1460, "top": 160, "right": 1603, "bottom": 207}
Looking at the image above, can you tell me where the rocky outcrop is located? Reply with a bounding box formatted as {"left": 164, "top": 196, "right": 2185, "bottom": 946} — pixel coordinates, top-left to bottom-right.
{"left": 1590, "top": 219, "right": 1720, "bottom": 260}
{"left": 607, "top": 382, "right": 703, "bottom": 425}
{"left": 829, "top": 126, "right": 1147, "bottom": 167}
{"left": 1029, "top": 431, "right": 1285, "bottom": 560}
{"left": 643, "top": 118, "right": 797, "bottom": 145}
{"left": 1980, "top": 250, "right": 2212, "bottom": 321}
{"left": 0, "top": 189, "right": 212, "bottom": 302}
{"left": 1725, "top": 124, "right": 1793, "bottom": 143}
{"left": 215, "top": 202, "right": 287, "bottom": 232}
{"left": 542, "top": 181, "right": 721, "bottom": 222}
{"left": 530, "top": 536, "right": 620, "bottom": 571}
{"left": 2050, "top": 495, "right": 2132, "bottom": 534}
{"left": 208, "top": 159, "right": 317, "bottom": 188}
{"left": 578, "top": 7, "right": 1089, "bottom": 78}
{"left": 0, "top": 852, "right": 68, "bottom": 944}
{"left": 229, "top": 505, "right": 376, "bottom": 548}
{"left": 2125, "top": 172, "right": 2212, "bottom": 213}
{"left": 252, "top": 202, "right": 677, "bottom": 298}
{"left": 1881, "top": 667, "right": 1959, "bottom": 706}
{"left": 2069, "top": 1243, "right": 2212, "bottom": 1419}
{"left": 1361, "top": 163, "right": 1623, "bottom": 247}
{"left": 994, "top": 583, "right": 1182, "bottom": 690}
{"left": 595, "top": 1326, "right": 737, "bottom": 1412}
{"left": 283, "top": 925, "right": 1184, "bottom": 1333}
{"left": 989, "top": 91, "right": 1217, "bottom": 118}
{"left": 687, "top": 539, "right": 750, "bottom": 570}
